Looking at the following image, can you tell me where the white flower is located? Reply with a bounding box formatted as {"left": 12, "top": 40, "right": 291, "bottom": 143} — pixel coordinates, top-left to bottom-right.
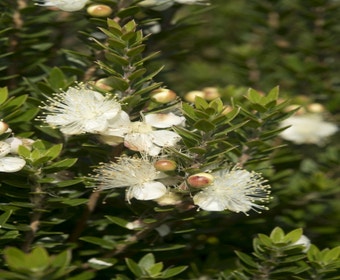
{"left": 41, "top": 87, "right": 125, "bottom": 135}
{"left": 36, "top": 0, "right": 88, "bottom": 12}
{"left": 93, "top": 156, "right": 167, "bottom": 202}
{"left": 0, "top": 141, "right": 26, "bottom": 173}
{"left": 279, "top": 114, "right": 338, "bottom": 145}
{"left": 193, "top": 168, "right": 271, "bottom": 214}
{"left": 124, "top": 114, "right": 181, "bottom": 156}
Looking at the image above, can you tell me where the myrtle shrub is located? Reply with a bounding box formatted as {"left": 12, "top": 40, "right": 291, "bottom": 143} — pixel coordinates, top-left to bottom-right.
{"left": 0, "top": 1, "right": 339, "bottom": 279}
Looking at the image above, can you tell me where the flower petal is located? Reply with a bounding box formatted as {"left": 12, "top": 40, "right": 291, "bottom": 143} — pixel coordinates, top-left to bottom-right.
{"left": 150, "top": 130, "right": 181, "bottom": 147}
{"left": 0, "top": 141, "right": 11, "bottom": 157}
{"left": 145, "top": 113, "right": 185, "bottom": 128}
{"left": 0, "top": 157, "right": 26, "bottom": 173}
{"left": 193, "top": 192, "right": 226, "bottom": 211}
{"left": 129, "top": 181, "right": 167, "bottom": 201}
{"left": 124, "top": 134, "right": 161, "bottom": 156}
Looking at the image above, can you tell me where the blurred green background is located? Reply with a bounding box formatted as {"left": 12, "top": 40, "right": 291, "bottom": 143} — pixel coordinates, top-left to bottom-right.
{"left": 147, "top": 0, "right": 340, "bottom": 112}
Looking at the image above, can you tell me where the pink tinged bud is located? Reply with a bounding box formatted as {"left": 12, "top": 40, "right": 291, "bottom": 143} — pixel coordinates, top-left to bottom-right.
{"left": 0, "top": 121, "right": 9, "bottom": 135}
{"left": 154, "top": 159, "right": 177, "bottom": 172}
{"left": 87, "top": 4, "right": 113, "bottom": 17}
{"left": 184, "top": 91, "right": 205, "bottom": 103}
{"left": 187, "top": 173, "right": 214, "bottom": 188}
{"left": 151, "top": 88, "right": 177, "bottom": 104}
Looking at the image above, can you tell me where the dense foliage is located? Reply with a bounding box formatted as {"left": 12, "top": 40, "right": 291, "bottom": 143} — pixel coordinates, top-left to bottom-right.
{"left": 0, "top": 0, "right": 339, "bottom": 279}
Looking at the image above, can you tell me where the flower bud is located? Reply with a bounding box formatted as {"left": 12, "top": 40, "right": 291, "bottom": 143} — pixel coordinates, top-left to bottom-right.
{"left": 151, "top": 88, "right": 177, "bottom": 103}
{"left": 184, "top": 90, "right": 205, "bottom": 103}
{"left": 307, "top": 103, "right": 325, "bottom": 113}
{"left": 0, "top": 121, "right": 9, "bottom": 135}
{"left": 87, "top": 4, "right": 113, "bottom": 17}
{"left": 202, "top": 87, "right": 220, "bottom": 100}
{"left": 187, "top": 173, "right": 214, "bottom": 188}
{"left": 154, "top": 159, "right": 177, "bottom": 172}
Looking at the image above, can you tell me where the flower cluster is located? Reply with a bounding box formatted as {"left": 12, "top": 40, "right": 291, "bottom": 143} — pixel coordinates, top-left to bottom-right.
{"left": 39, "top": 85, "right": 273, "bottom": 214}
{"left": 40, "top": 87, "right": 182, "bottom": 155}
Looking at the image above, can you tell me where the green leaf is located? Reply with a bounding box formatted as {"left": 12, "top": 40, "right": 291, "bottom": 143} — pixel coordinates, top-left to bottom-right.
{"left": 107, "top": 36, "right": 126, "bottom": 49}
{"left": 105, "top": 215, "right": 129, "bottom": 228}
{"left": 127, "top": 45, "right": 145, "bottom": 57}
{"left": 54, "top": 178, "right": 84, "bottom": 187}
{"left": 194, "top": 119, "right": 216, "bottom": 132}
{"left": 8, "top": 107, "right": 39, "bottom": 123}
{"left": 194, "top": 96, "right": 209, "bottom": 110}
{"left": 323, "top": 247, "right": 340, "bottom": 263}
{"left": 4, "top": 247, "right": 27, "bottom": 271}
{"left": 0, "top": 210, "right": 12, "bottom": 227}
{"left": 79, "top": 236, "right": 116, "bottom": 249}
{"left": 149, "top": 262, "right": 164, "bottom": 276}
{"left": 270, "top": 227, "right": 285, "bottom": 243}
{"left": 104, "top": 76, "right": 129, "bottom": 92}
{"left": 105, "top": 52, "right": 129, "bottom": 66}
{"left": 27, "top": 247, "right": 50, "bottom": 272}
{"left": 117, "top": 6, "right": 141, "bottom": 19}
{"left": 0, "top": 87, "right": 8, "bottom": 105}
{"left": 161, "top": 266, "right": 188, "bottom": 279}
{"left": 234, "top": 251, "right": 258, "bottom": 268}
{"left": 125, "top": 258, "right": 143, "bottom": 277}
{"left": 263, "top": 86, "right": 279, "bottom": 105}
{"left": 247, "top": 88, "right": 262, "bottom": 103}
{"left": 48, "top": 67, "right": 67, "bottom": 90}
{"left": 67, "top": 271, "right": 96, "bottom": 280}
{"left": 3, "top": 95, "right": 27, "bottom": 111}
{"left": 43, "top": 158, "right": 78, "bottom": 173}
{"left": 44, "top": 144, "right": 63, "bottom": 161}
{"left": 61, "top": 198, "right": 88, "bottom": 206}
{"left": 128, "top": 68, "right": 147, "bottom": 81}
{"left": 51, "top": 250, "right": 71, "bottom": 269}
{"left": 138, "top": 253, "right": 155, "bottom": 270}
{"left": 122, "top": 20, "right": 137, "bottom": 33}
{"left": 283, "top": 228, "right": 303, "bottom": 244}
{"left": 0, "top": 270, "right": 28, "bottom": 280}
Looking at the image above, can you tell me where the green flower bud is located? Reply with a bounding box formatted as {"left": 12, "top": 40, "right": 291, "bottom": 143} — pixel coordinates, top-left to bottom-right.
{"left": 151, "top": 88, "right": 177, "bottom": 103}
{"left": 87, "top": 4, "right": 113, "bottom": 17}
